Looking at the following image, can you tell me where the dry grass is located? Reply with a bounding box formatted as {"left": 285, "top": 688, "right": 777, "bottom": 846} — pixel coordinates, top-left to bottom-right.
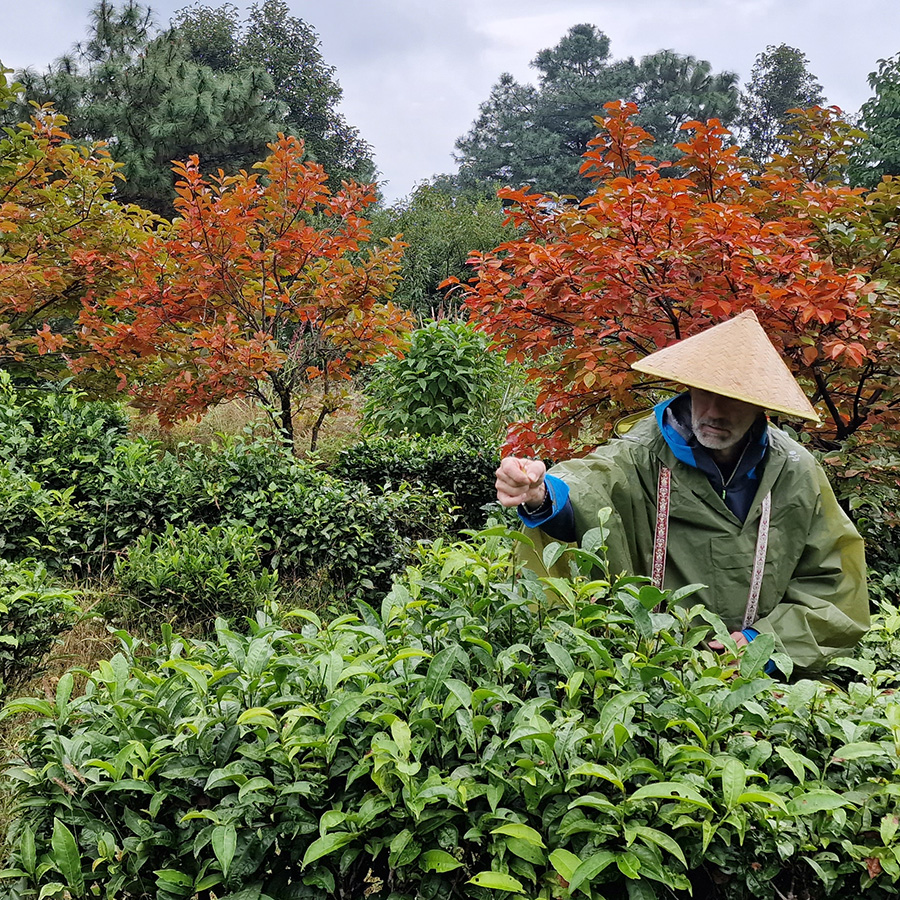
{"left": 127, "top": 396, "right": 273, "bottom": 447}
{"left": 125, "top": 389, "right": 367, "bottom": 462}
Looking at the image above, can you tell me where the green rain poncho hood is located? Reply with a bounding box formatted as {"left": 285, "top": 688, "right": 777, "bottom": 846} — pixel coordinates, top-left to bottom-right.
{"left": 523, "top": 412, "right": 869, "bottom": 674}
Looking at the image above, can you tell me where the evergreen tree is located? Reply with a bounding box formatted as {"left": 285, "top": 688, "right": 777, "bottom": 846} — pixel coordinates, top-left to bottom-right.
{"left": 173, "top": 0, "right": 374, "bottom": 183}
{"left": 455, "top": 25, "right": 738, "bottom": 197}
{"left": 738, "top": 43, "right": 826, "bottom": 165}
{"left": 635, "top": 50, "right": 740, "bottom": 163}
{"left": 851, "top": 53, "right": 900, "bottom": 187}
{"left": 10, "top": 1, "right": 279, "bottom": 216}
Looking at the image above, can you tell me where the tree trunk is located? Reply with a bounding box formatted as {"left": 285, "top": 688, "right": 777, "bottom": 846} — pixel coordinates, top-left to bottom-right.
{"left": 272, "top": 378, "right": 295, "bottom": 451}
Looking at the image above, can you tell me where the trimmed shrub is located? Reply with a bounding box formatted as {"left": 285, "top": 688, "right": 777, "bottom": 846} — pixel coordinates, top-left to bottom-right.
{"left": 113, "top": 523, "right": 276, "bottom": 628}
{"left": 361, "top": 318, "right": 532, "bottom": 443}
{"left": 0, "top": 559, "right": 79, "bottom": 693}
{"left": 333, "top": 433, "right": 499, "bottom": 530}
{"left": 3, "top": 524, "right": 899, "bottom": 900}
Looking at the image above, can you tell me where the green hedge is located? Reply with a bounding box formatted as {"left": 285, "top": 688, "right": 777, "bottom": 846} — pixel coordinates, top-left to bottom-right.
{"left": 3, "top": 524, "right": 898, "bottom": 900}
{"left": 0, "top": 559, "right": 79, "bottom": 694}
{"left": 0, "top": 387, "right": 455, "bottom": 597}
{"left": 333, "top": 433, "right": 499, "bottom": 531}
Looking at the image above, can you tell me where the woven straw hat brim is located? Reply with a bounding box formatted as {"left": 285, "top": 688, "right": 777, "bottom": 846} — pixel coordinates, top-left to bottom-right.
{"left": 631, "top": 311, "right": 820, "bottom": 423}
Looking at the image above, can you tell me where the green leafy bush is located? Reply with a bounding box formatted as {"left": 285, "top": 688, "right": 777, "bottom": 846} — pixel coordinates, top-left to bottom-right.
{"left": 0, "top": 464, "right": 78, "bottom": 566}
{"left": 0, "top": 375, "right": 128, "bottom": 503}
{"left": 333, "top": 432, "right": 499, "bottom": 530}
{"left": 0, "top": 559, "right": 79, "bottom": 693}
{"left": 3, "top": 524, "right": 899, "bottom": 900}
{"left": 113, "top": 523, "right": 276, "bottom": 628}
{"left": 362, "top": 318, "right": 531, "bottom": 442}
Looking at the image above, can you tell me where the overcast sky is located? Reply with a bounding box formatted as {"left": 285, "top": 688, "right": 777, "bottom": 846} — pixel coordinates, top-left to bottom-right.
{"left": 1, "top": 0, "right": 899, "bottom": 202}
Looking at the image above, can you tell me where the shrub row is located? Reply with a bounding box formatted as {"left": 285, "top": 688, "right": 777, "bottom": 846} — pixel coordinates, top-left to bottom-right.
{"left": 0, "top": 383, "right": 466, "bottom": 601}
{"left": 333, "top": 432, "right": 499, "bottom": 530}
{"left": 2, "top": 525, "right": 900, "bottom": 900}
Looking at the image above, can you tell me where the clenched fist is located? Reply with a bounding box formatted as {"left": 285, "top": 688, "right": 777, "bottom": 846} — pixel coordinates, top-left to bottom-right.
{"left": 495, "top": 457, "right": 547, "bottom": 509}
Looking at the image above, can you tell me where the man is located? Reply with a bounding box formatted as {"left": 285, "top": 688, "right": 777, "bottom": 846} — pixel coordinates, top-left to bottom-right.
{"left": 496, "top": 311, "right": 869, "bottom": 674}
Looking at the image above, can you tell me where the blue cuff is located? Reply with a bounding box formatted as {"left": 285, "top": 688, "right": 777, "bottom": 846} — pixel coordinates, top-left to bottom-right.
{"left": 742, "top": 628, "right": 777, "bottom": 675}
{"left": 518, "top": 473, "right": 570, "bottom": 527}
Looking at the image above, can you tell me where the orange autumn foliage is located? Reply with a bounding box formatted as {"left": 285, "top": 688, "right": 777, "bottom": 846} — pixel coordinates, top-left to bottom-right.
{"left": 81, "top": 135, "right": 410, "bottom": 447}
{"left": 459, "top": 102, "right": 900, "bottom": 456}
{"left": 0, "top": 107, "right": 150, "bottom": 385}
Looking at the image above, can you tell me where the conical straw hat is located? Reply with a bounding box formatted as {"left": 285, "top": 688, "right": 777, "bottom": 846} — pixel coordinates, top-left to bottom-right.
{"left": 631, "top": 310, "right": 819, "bottom": 422}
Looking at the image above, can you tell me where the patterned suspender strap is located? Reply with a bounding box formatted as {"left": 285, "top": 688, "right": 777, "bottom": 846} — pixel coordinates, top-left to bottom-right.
{"left": 651, "top": 465, "right": 671, "bottom": 589}
{"left": 653, "top": 467, "right": 772, "bottom": 628}
{"left": 742, "top": 491, "right": 772, "bottom": 629}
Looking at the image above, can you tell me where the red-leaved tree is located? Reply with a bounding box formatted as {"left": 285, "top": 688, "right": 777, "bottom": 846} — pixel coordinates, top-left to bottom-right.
{"left": 460, "top": 102, "right": 900, "bottom": 456}
{"left": 81, "top": 135, "right": 410, "bottom": 449}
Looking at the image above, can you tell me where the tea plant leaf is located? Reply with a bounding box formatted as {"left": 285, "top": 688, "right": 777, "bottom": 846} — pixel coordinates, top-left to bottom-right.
{"left": 776, "top": 745, "right": 816, "bottom": 781}
{"left": 720, "top": 758, "right": 747, "bottom": 809}
{"left": 236, "top": 707, "right": 278, "bottom": 730}
{"left": 420, "top": 849, "right": 463, "bottom": 872}
{"left": 831, "top": 741, "right": 894, "bottom": 762}
{"left": 545, "top": 642, "right": 575, "bottom": 677}
{"left": 55, "top": 672, "right": 74, "bottom": 717}
{"left": 212, "top": 824, "right": 237, "bottom": 877}
{"left": 568, "top": 850, "right": 616, "bottom": 894}
{"left": 467, "top": 871, "right": 525, "bottom": 892}
{"left": 51, "top": 818, "right": 84, "bottom": 897}
{"left": 718, "top": 678, "right": 772, "bottom": 714}
{"left": 739, "top": 632, "right": 776, "bottom": 678}
{"left": 491, "top": 823, "right": 545, "bottom": 847}
{"left": 425, "top": 647, "right": 458, "bottom": 700}
{"left": 568, "top": 762, "right": 624, "bottom": 791}
{"left": 548, "top": 848, "right": 581, "bottom": 883}
{"left": 20, "top": 823, "right": 36, "bottom": 876}
{"left": 391, "top": 719, "right": 412, "bottom": 758}
{"left": 325, "top": 694, "right": 369, "bottom": 738}
{"left": 787, "top": 791, "right": 854, "bottom": 814}
{"left": 734, "top": 790, "right": 787, "bottom": 811}
{"left": 542, "top": 542, "right": 568, "bottom": 572}
{"left": 302, "top": 832, "right": 355, "bottom": 868}
{"left": 627, "top": 825, "right": 687, "bottom": 868}
{"left": 629, "top": 782, "right": 713, "bottom": 809}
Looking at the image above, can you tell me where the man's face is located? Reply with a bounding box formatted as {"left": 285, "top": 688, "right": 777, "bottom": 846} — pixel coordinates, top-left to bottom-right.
{"left": 689, "top": 388, "right": 763, "bottom": 456}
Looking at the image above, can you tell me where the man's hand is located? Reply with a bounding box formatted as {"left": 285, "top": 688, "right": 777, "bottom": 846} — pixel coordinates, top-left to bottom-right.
{"left": 708, "top": 631, "right": 749, "bottom": 651}
{"left": 495, "top": 457, "right": 547, "bottom": 509}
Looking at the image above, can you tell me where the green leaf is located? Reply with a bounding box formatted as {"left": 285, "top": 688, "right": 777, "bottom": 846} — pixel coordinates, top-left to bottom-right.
{"left": 718, "top": 678, "right": 772, "bottom": 714}
{"left": 628, "top": 825, "right": 687, "bottom": 868}
{"left": 425, "top": 647, "right": 458, "bottom": 700}
{"left": 324, "top": 694, "right": 368, "bottom": 739}
{"left": 786, "top": 790, "right": 853, "bottom": 814}
{"left": 467, "top": 871, "right": 525, "bottom": 892}
{"left": 20, "top": 823, "right": 36, "bottom": 876}
{"left": 490, "top": 823, "right": 545, "bottom": 847}
{"left": 629, "top": 782, "right": 713, "bottom": 810}
{"left": 236, "top": 707, "right": 278, "bottom": 730}
{"left": 51, "top": 818, "right": 84, "bottom": 898}
{"left": 720, "top": 758, "right": 747, "bottom": 809}
{"left": 212, "top": 824, "right": 237, "bottom": 877}
{"left": 391, "top": 719, "right": 412, "bottom": 758}
{"left": 548, "top": 848, "right": 581, "bottom": 884}
{"left": 420, "top": 849, "right": 463, "bottom": 872}
{"left": 568, "top": 851, "right": 616, "bottom": 894}
{"left": 302, "top": 832, "right": 355, "bottom": 869}
{"left": 739, "top": 632, "right": 776, "bottom": 678}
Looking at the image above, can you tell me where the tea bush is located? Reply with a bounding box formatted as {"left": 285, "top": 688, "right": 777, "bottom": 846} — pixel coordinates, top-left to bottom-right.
{"left": 333, "top": 432, "right": 499, "bottom": 531}
{"left": 361, "top": 318, "right": 532, "bottom": 443}
{"left": 0, "top": 384, "right": 457, "bottom": 593}
{"left": 113, "top": 523, "right": 277, "bottom": 629}
{"left": 3, "top": 524, "right": 900, "bottom": 900}
{"left": 0, "top": 375, "right": 128, "bottom": 503}
{"left": 0, "top": 559, "right": 79, "bottom": 693}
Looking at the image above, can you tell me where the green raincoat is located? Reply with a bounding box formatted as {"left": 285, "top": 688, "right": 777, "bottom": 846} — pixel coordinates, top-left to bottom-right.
{"left": 523, "top": 416, "right": 869, "bottom": 673}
